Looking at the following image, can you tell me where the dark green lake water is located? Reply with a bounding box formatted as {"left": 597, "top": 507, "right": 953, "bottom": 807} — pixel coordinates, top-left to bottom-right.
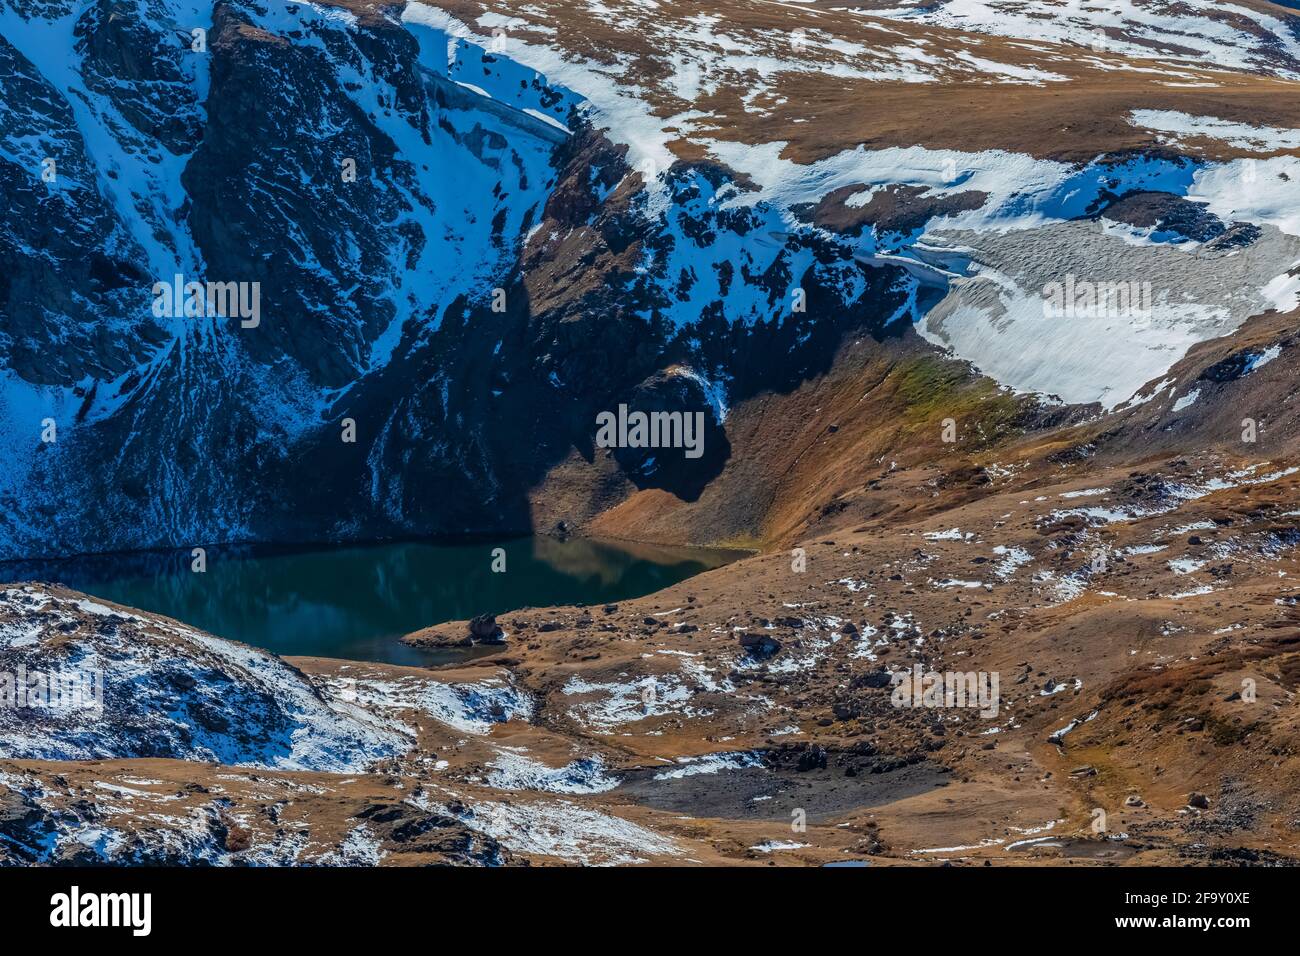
{"left": 1, "top": 537, "right": 739, "bottom": 666}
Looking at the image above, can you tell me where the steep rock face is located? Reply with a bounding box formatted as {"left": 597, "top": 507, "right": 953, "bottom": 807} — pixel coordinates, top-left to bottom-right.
{"left": 0, "top": 0, "right": 559, "bottom": 555}
{"left": 185, "top": 3, "right": 420, "bottom": 383}
{"left": 77, "top": 0, "right": 205, "bottom": 156}
{"left": 0, "top": 0, "right": 913, "bottom": 558}
{"left": 0, "top": 22, "right": 159, "bottom": 386}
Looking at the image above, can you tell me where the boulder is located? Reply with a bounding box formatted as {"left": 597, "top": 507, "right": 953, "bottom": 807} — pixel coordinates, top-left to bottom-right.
{"left": 739, "top": 632, "right": 782, "bottom": 658}
{"left": 469, "top": 614, "right": 505, "bottom": 644}
{"left": 796, "top": 745, "right": 827, "bottom": 772}
{"left": 852, "top": 670, "right": 893, "bottom": 690}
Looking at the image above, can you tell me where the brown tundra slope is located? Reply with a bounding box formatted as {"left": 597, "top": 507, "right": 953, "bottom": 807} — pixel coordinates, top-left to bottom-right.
{"left": 7, "top": 307, "right": 1300, "bottom": 866}
{"left": 408, "top": 309, "right": 1300, "bottom": 866}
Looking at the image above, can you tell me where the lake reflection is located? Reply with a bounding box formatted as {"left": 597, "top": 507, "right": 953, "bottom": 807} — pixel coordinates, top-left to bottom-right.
{"left": 0, "top": 537, "right": 739, "bottom": 666}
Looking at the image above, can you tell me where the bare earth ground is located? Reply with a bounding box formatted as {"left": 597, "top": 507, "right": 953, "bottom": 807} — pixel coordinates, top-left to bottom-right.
{"left": 405, "top": 451, "right": 1300, "bottom": 865}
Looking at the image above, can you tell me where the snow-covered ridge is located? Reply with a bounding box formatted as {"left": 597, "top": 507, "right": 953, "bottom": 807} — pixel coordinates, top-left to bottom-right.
{"left": 0, "top": 583, "right": 556, "bottom": 776}
{"left": 0, "top": 584, "right": 407, "bottom": 770}
{"left": 866, "top": 0, "right": 1300, "bottom": 80}
{"left": 321, "top": 671, "right": 535, "bottom": 736}
{"left": 1130, "top": 109, "right": 1300, "bottom": 154}
{"left": 404, "top": 3, "right": 1300, "bottom": 409}
{"left": 408, "top": 786, "right": 682, "bottom": 865}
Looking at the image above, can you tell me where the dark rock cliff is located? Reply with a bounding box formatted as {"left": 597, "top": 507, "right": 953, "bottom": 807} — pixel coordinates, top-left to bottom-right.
{"left": 0, "top": 0, "right": 907, "bottom": 559}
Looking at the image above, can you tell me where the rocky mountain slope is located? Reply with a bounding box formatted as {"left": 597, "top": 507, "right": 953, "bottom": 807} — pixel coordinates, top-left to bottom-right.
{"left": 2, "top": 0, "right": 1298, "bottom": 558}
